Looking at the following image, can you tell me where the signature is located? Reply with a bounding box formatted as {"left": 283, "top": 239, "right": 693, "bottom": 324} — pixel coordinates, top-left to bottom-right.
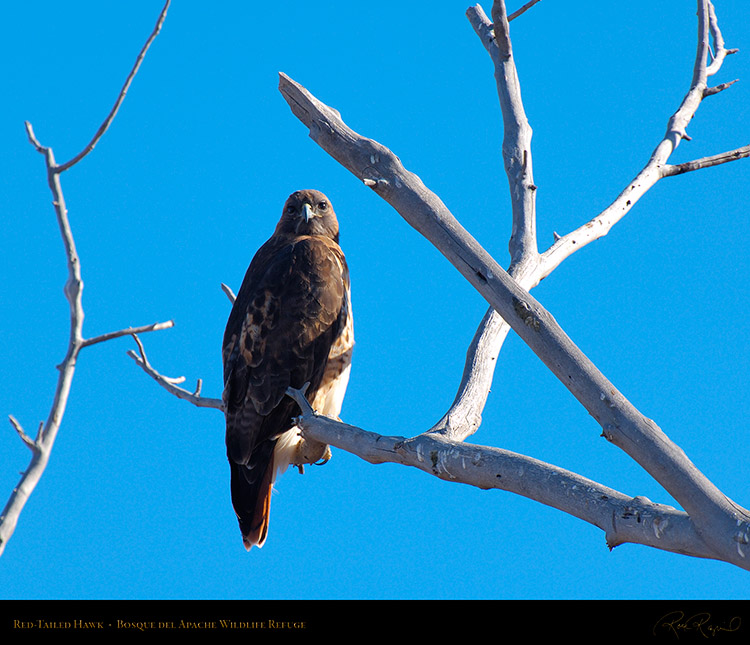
{"left": 653, "top": 611, "right": 742, "bottom": 639}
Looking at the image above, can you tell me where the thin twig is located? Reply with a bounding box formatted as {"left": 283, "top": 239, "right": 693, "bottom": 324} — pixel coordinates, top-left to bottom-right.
{"left": 7, "top": 416, "right": 38, "bottom": 453}
{"left": 55, "top": 0, "right": 171, "bottom": 173}
{"left": 508, "top": 0, "right": 542, "bottom": 22}
{"left": 286, "top": 384, "right": 313, "bottom": 416}
{"left": 537, "top": 0, "right": 743, "bottom": 281}
{"left": 662, "top": 144, "right": 750, "bottom": 176}
{"left": 23, "top": 121, "right": 45, "bottom": 153}
{"left": 126, "top": 337, "right": 224, "bottom": 410}
{"left": 704, "top": 78, "right": 738, "bottom": 96}
{"left": 81, "top": 320, "right": 174, "bottom": 348}
{"left": 220, "top": 282, "right": 237, "bottom": 304}
{"left": 129, "top": 333, "right": 183, "bottom": 384}
{"left": 128, "top": 283, "right": 232, "bottom": 411}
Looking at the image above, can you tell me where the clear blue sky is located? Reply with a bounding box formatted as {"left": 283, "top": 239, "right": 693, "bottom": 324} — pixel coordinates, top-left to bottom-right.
{"left": 1, "top": 0, "right": 749, "bottom": 601}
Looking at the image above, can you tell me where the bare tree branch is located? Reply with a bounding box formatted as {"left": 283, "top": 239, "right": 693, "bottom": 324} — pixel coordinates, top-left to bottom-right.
{"left": 436, "top": 0, "right": 745, "bottom": 448}
{"left": 487, "top": 1, "right": 538, "bottom": 267}
{"left": 430, "top": 0, "right": 540, "bottom": 442}
{"left": 220, "top": 282, "right": 237, "bottom": 304}
{"left": 537, "top": 0, "right": 741, "bottom": 281}
{"left": 7, "top": 416, "right": 39, "bottom": 453}
{"left": 1, "top": 0, "right": 172, "bottom": 557}
{"left": 55, "top": 1, "right": 171, "bottom": 174}
{"left": 442, "top": 0, "right": 746, "bottom": 455}
{"left": 704, "top": 77, "right": 738, "bottom": 96}
{"left": 126, "top": 334, "right": 224, "bottom": 411}
{"left": 274, "top": 0, "right": 750, "bottom": 572}
{"left": 277, "top": 68, "right": 750, "bottom": 569}
{"left": 662, "top": 144, "right": 750, "bottom": 176}
{"left": 284, "top": 386, "right": 722, "bottom": 562}
{"left": 507, "top": 0, "right": 541, "bottom": 22}
{"left": 123, "top": 279, "right": 240, "bottom": 410}
{"left": 427, "top": 306, "right": 510, "bottom": 442}
{"left": 81, "top": 320, "right": 175, "bottom": 348}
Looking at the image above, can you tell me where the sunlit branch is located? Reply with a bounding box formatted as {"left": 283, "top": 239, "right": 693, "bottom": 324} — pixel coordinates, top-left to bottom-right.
{"left": 537, "top": 0, "right": 743, "bottom": 281}
{"left": 276, "top": 57, "right": 750, "bottom": 569}
{"left": 285, "top": 386, "right": 720, "bottom": 562}
{"left": 662, "top": 144, "right": 750, "bottom": 177}
{"left": 430, "top": 0, "right": 539, "bottom": 442}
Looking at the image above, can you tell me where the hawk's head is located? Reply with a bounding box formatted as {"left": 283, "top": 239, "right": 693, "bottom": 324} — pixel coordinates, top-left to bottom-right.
{"left": 276, "top": 189, "right": 340, "bottom": 242}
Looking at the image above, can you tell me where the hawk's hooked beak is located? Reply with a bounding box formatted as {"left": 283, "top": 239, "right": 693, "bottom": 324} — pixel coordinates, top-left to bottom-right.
{"left": 302, "top": 203, "right": 314, "bottom": 224}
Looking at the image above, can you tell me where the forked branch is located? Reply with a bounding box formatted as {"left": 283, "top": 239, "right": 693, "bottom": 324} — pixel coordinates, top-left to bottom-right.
{"left": 127, "top": 333, "right": 223, "bottom": 411}
{"left": 275, "top": 0, "right": 750, "bottom": 569}
{"left": 1, "top": 0, "right": 172, "bottom": 557}
{"left": 538, "top": 0, "right": 746, "bottom": 280}
{"left": 441, "top": 0, "right": 748, "bottom": 446}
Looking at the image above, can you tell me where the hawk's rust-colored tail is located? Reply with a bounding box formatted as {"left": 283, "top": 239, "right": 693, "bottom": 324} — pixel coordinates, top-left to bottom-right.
{"left": 230, "top": 430, "right": 303, "bottom": 550}
{"left": 246, "top": 465, "right": 273, "bottom": 551}
{"left": 230, "top": 445, "right": 276, "bottom": 550}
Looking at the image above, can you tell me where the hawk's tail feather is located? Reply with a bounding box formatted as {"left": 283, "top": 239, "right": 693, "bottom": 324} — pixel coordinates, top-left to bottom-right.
{"left": 230, "top": 441, "right": 276, "bottom": 551}
{"left": 244, "top": 461, "right": 273, "bottom": 551}
{"left": 230, "top": 429, "right": 302, "bottom": 551}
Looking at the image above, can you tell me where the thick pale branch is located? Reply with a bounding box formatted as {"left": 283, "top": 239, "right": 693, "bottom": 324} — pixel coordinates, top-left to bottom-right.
{"left": 278, "top": 70, "right": 750, "bottom": 570}
{"left": 286, "top": 388, "right": 719, "bottom": 562}
{"left": 427, "top": 307, "right": 509, "bottom": 440}
{"left": 468, "top": 2, "right": 538, "bottom": 267}
{"left": 431, "top": 1, "right": 540, "bottom": 441}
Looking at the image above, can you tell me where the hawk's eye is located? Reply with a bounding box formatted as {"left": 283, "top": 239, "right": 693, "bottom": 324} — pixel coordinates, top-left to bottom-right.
{"left": 318, "top": 201, "right": 329, "bottom": 211}
{"left": 286, "top": 204, "right": 296, "bottom": 214}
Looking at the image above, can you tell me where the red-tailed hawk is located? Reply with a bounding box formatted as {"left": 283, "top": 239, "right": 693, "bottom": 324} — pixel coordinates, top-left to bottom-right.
{"left": 222, "top": 189, "right": 353, "bottom": 550}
